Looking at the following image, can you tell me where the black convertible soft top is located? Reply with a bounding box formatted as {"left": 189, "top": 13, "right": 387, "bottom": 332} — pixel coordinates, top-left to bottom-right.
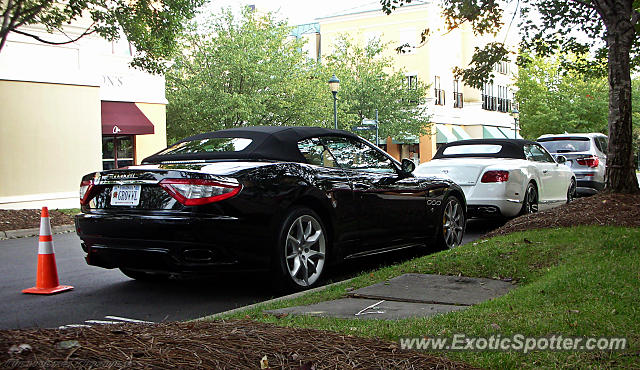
{"left": 142, "top": 126, "right": 360, "bottom": 164}
{"left": 432, "top": 139, "right": 537, "bottom": 160}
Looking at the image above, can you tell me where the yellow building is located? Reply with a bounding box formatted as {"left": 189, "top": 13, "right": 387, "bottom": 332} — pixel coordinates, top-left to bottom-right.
{"left": 0, "top": 22, "right": 167, "bottom": 209}
{"left": 316, "top": 0, "right": 520, "bottom": 162}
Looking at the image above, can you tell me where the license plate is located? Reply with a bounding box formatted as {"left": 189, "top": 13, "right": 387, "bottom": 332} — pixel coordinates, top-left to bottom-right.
{"left": 110, "top": 185, "right": 141, "bottom": 206}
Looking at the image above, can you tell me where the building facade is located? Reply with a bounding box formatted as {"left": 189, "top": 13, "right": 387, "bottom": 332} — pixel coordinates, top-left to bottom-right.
{"left": 315, "top": 1, "right": 520, "bottom": 162}
{"left": 0, "top": 21, "right": 167, "bottom": 209}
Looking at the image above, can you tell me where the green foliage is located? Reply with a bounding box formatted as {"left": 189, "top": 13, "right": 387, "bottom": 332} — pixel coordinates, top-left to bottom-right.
{"left": 452, "top": 42, "right": 509, "bottom": 89}
{"left": 324, "top": 35, "right": 431, "bottom": 141}
{"left": 0, "top": 0, "right": 203, "bottom": 73}
{"left": 166, "top": 12, "right": 431, "bottom": 143}
{"left": 515, "top": 53, "right": 609, "bottom": 139}
{"left": 165, "top": 9, "right": 328, "bottom": 142}
{"left": 516, "top": 52, "right": 640, "bottom": 140}
{"left": 518, "top": 0, "right": 611, "bottom": 77}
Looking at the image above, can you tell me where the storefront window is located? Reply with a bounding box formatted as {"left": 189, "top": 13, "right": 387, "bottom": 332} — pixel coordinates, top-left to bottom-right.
{"left": 102, "top": 136, "right": 134, "bottom": 170}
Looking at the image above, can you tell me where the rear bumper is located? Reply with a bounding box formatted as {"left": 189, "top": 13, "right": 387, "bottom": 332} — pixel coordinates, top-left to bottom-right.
{"left": 75, "top": 212, "right": 272, "bottom": 274}
{"left": 462, "top": 182, "right": 523, "bottom": 218}
{"left": 467, "top": 199, "right": 522, "bottom": 218}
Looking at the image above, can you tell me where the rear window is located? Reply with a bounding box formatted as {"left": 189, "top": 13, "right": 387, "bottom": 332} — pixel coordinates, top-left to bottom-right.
{"left": 157, "top": 138, "right": 253, "bottom": 155}
{"left": 537, "top": 137, "right": 590, "bottom": 153}
{"left": 594, "top": 136, "right": 608, "bottom": 153}
{"left": 442, "top": 144, "right": 502, "bottom": 156}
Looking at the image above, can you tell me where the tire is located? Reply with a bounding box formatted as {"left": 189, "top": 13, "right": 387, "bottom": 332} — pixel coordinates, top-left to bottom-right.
{"left": 567, "top": 178, "right": 577, "bottom": 203}
{"left": 435, "top": 196, "right": 466, "bottom": 250}
{"left": 520, "top": 182, "right": 539, "bottom": 215}
{"left": 119, "top": 268, "right": 169, "bottom": 282}
{"left": 274, "top": 207, "right": 328, "bottom": 291}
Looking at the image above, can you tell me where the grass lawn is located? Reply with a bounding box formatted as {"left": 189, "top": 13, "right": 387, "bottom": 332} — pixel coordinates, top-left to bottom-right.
{"left": 205, "top": 226, "right": 640, "bottom": 368}
{"left": 55, "top": 208, "right": 81, "bottom": 216}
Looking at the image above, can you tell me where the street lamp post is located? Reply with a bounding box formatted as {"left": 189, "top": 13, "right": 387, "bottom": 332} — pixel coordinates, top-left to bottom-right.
{"left": 328, "top": 74, "right": 340, "bottom": 130}
{"left": 511, "top": 107, "right": 519, "bottom": 139}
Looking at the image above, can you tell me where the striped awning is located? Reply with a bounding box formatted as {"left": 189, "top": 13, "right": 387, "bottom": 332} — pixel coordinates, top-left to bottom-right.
{"left": 483, "top": 126, "right": 507, "bottom": 139}
{"left": 436, "top": 125, "right": 458, "bottom": 144}
{"left": 451, "top": 125, "right": 472, "bottom": 140}
{"left": 498, "top": 127, "right": 523, "bottom": 139}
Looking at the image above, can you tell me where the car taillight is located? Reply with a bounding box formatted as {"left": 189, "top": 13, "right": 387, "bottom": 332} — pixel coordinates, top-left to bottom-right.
{"left": 481, "top": 170, "right": 510, "bottom": 183}
{"left": 79, "top": 180, "right": 94, "bottom": 205}
{"left": 159, "top": 179, "right": 242, "bottom": 206}
{"left": 576, "top": 156, "right": 599, "bottom": 168}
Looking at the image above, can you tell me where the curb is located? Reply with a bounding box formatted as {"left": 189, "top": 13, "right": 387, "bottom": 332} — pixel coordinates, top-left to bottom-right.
{"left": 195, "top": 277, "right": 356, "bottom": 321}
{"left": 0, "top": 225, "right": 75, "bottom": 240}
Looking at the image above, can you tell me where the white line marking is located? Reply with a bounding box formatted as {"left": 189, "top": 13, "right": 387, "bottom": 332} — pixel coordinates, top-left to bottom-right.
{"left": 84, "top": 320, "right": 122, "bottom": 325}
{"left": 104, "top": 315, "right": 153, "bottom": 323}
{"left": 59, "top": 324, "right": 92, "bottom": 329}
{"left": 355, "top": 300, "right": 386, "bottom": 316}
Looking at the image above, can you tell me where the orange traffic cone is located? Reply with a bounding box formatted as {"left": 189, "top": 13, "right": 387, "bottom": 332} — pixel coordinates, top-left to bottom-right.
{"left": 22, "top": 207, "right": 73, "bottom": 295}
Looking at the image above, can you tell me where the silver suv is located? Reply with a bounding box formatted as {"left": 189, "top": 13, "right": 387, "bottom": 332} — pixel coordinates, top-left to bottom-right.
{"left": 537, "top": 133, "right": 607, "bottom": 195}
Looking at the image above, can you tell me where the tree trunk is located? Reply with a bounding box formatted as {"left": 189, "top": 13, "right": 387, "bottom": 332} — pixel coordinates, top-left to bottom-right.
{"left": 602, "top": 1, "right": 640, "bottom": 193}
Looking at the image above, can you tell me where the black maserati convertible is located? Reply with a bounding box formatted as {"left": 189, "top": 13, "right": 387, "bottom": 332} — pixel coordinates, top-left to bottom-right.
{"left": 75, "top": 126, "right": 466, "bottom": 289}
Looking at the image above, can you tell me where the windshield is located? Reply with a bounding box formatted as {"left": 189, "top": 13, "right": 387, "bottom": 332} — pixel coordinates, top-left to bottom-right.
{"left": 157, "top": 138, "right": 253, "bottom": 155}
{"left": 537, "top": 137, "right": 590, "bottom": 153}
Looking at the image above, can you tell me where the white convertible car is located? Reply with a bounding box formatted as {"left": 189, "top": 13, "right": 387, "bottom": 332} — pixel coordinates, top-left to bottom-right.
{"left": 414, "top": 139, "right": 576, "bottom": 218}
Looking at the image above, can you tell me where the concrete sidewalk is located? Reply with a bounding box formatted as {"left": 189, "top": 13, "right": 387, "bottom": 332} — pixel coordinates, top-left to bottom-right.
{"left": 266, "top": 273, "right": 515, "bottom": 320}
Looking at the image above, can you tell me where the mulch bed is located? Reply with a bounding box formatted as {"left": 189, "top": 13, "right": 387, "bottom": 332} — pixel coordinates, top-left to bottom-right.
{"left": 0, "top": 320, "right": 473, "bottom": 369}
{"left": 0, "top": 209, "right": 75, "bottom": 232}
{"left": 485, "top": 192, "right": 640, "bottom": 238}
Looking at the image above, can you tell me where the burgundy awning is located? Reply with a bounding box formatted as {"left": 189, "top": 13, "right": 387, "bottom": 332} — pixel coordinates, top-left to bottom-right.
{"left": 101, "top": 101, "right": 155, "bottom": 135}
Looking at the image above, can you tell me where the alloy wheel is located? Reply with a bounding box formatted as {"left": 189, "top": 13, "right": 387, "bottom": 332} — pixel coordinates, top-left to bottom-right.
{"left": 442, "top": 199, "right": 464, "bottom": 248}
{"left": 567, "top": 179, "right": 577, "bottom": 203}
{"left": 284, "top": 215, "right": 326, "bottom": 287}
{"left": 524, "top": 185, "right": 539, "bottom": 214}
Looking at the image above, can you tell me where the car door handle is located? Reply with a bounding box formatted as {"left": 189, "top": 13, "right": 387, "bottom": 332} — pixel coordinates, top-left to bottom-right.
{"left": 542, "top": 170, "right": 549, "bottom": 174}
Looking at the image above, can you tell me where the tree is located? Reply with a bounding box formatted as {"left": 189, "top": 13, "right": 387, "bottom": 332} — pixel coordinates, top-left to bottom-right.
{"left": 166, "top": 9, "right": 328, "bottom": 142}
{"left": 380, "top": 0, "right": 640, "bottom": 193}
{"left": 516, "top": 52, "right": 609, "bottom": 139}
{"left": 324, "top": 35, "right": 431, "bottom": 142}
{"left": 0, "top": 0, "right": 203, "bottom": 73}
{"left": 166, "top": 11, "right": 430, "bottom": 144}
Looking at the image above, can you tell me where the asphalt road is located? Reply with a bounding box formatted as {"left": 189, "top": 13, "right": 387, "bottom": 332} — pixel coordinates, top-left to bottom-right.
{"left": 0, "top": 218, "right": 503, "bottom": 330}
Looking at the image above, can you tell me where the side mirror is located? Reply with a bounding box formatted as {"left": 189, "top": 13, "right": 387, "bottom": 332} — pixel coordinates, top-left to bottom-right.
{"left": 400, "top": 158, "right": 416, "bottom": 175}
{"left": 556, "top": 155, "right": 567, "bottom": 165}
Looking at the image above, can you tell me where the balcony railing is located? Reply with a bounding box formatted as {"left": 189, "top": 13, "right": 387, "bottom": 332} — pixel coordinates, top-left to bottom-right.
{"left": 482, "top": 94, "right": 496, "bottom": 111}
{"left": 496, "top": 98, "right": 512, "bottom": 113}
{"left": 453, "top": 92, "right": 463, "bottom": 108}
{"left": 435, "top": 89, "right": 446, "bottom": 105}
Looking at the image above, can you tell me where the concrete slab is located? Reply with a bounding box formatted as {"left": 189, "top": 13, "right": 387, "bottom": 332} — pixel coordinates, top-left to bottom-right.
{"left": 348, "top": 273, "right": 514, "bottom": 306}
{"left": 265, "top": 298, "right": 466, "bottom": 320}
{"left": 0, "top": 225, "right": 75, "bottom": 240}
{"left": 3, "top": 228, "right": 39, "bottom": 239}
